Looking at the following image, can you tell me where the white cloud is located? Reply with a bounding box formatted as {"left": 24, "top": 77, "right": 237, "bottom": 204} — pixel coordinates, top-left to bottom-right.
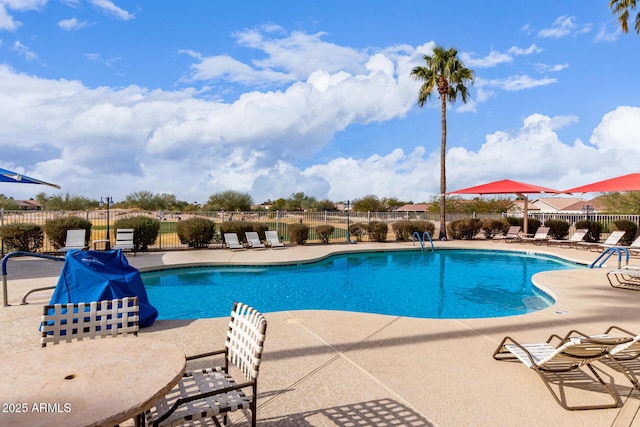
{"left": 534, "top": 62, "right": 569, "bottom": 73}
{"left": 594, "top": 25, "right": 620, "bottom": 42}
{"left": 0, "top": 4, "right": 21, "bottom": 30}
{"left": 590, "top": 106, "right": 640, "bottom": 154}
{"left": 461, "top": 49, "right": 512, "bottom": 68}
{"left": 58, "top": 17, "right": 90, "bottom": 31}
{"left": 89, "top": 0, "right": 134, "bottom": 20}
{"left": 461, "top": 44, "right": 543, "bottom": 69}
{"left": 538, "top": 15, "right": 591, "bottom": 38}
{"left": 11, "top": 40, "right": 37, "bottom": 60}
{"left": 477, "top": 74, "right": 557, "bottom": 91}
{"left": 184, "top": 27, "right": 368, "bottom": 86}
{"left": 508, "top": 44, "right": 543, "bottom": 55}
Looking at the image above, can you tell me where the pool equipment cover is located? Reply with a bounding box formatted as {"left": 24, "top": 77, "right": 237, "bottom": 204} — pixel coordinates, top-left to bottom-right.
{"left": 49, "top": 249, "right": 158, "bottom": 327}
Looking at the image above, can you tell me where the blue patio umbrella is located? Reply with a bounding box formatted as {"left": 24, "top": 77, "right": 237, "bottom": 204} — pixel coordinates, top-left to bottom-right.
{"left": 0, "top": 167, "right": 60, "bottom": 189}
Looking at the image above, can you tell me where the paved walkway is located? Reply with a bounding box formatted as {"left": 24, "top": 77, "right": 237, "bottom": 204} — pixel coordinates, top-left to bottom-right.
{"left": 2, "top": 240, "right": 640, "bottom": 426}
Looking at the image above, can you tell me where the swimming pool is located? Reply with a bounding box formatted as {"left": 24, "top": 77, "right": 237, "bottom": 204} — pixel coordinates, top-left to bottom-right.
{"left": 142, "top": 249, "right": 579, "bottom": 320}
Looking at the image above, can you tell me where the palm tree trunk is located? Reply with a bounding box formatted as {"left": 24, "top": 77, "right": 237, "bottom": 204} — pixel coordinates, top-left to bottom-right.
{"left": 439, "top": 96, "right": 447, "bottom": 240}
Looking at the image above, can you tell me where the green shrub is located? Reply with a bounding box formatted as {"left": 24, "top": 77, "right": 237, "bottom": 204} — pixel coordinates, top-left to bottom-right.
{"left": 481, "top": 219, "right": 507, "bottom": 239}
{"left": 349, "top": 223, "right": 368, "bottom": 242}
{"left": 287, "top": 223, "right": 309, "bottom": 245}
{"left": 575, "top": 220, "right": 602, "bottom": 243}
{"left": 176, "top": 217, "right": 215, "bottom": 248}
{"left": 391, "top": 220, "right": 436, "bottom": 241}
{"left": 367, "top": 221, "right": 388, "bottom": 242}
{"left": 316, "top": 225, "right": 335, "bottom": 244}
{"left": 448, "top": 218, "right": 483, "bottom": 240}
{"left": 545, "top": 219, "right": 570, "bottom": 240}
{"left": 0, "top": 223, "right": 44, "bottom": 252}
{"left": 612, "top": 219, "right": 637, "bottom": 245}
{"left": 113, "top": 216, "right": 160, "bottom": 252}
{"left": 43, "top": 216, "right": 92, "bottom": 250}
{"left": 219, "top": 221, "right": 268, "bottom": 242}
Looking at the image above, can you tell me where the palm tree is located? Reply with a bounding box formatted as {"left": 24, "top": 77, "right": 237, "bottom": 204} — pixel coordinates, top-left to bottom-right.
{"left": 610, "top": 0, "right": 640, "bottom": 34}
{"left": 411, "top": 46, "right": 474, "bottom": 239}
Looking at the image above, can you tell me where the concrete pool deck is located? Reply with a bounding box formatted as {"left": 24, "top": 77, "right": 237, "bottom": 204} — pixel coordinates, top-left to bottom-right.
{"left": 2, "top": 240, "right": 640, "bottom": 426}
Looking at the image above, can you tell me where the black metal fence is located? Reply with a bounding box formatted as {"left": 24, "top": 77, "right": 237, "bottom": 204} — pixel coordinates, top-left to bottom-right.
{"left": 1, "top": 208, "right": 638, "bottom": 254}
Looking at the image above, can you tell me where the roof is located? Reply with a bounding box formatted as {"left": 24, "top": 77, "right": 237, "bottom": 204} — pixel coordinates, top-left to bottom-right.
{"left": 531, "top": 197, "right": 586, "bottom": 212}
{"left": 395, "top": 203, "right": 431, "bottom": 212}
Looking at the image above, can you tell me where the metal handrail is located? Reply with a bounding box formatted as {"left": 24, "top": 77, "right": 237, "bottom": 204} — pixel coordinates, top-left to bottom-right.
{"left": 412, "top": 232, "right": 424, "bottom": 251}
{"left": 412, "top": 232, "right": 435, "bottom": 252}
{"left": 2, "top": 251, "right": 64, "bottom": 306}
{"left": 590, "top": 247, "right": 629, "bottom": 269}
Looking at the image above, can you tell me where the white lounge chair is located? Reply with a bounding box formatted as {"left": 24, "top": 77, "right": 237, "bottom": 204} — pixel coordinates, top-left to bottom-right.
{"left": 628, "top": 235, "right": 640, "bottom": 256}
{"left": 492, "top": 226, "right": 521, "bottom": 243}
{"left": 223, "top": 233, "right": 244, "bottom": 250}
{"left": 57, "top": 229, "right": 87, "bottom": 253}
{"left": 607, "top": 265, "right": 640, "bottom": 289}
{"left": 577, "top": 230, "right": 625, "bottom": 252}
{"left": 493, "top": 331, "right": 632, "bottom": 410}
{"left": 564, "top": 326, "right": 640, "bottom": 390}
{"left": 265, "top": 230, "right": 285, "bottom": 248}
{"left": 112, "top": 228, "right": 135, "bottom": 254}
{"left": 547, "top": 228, "right": 588, "bottom": 248}
{"left": 245, "top": 231, "right": 265, "bottom": 249}
{"left": 521, "top": 226, "right": 550, "bottom": 245}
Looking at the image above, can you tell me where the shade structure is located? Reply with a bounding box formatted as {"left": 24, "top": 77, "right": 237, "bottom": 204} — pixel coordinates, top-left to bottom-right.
{"left": 563, "top": 173, "right": 640, "bottom": 194}
{"left": 0, "top": 167, "right": 60, "bottom": 189}
{"left": 449, "top": 179, "right": 561, "bottom": 235}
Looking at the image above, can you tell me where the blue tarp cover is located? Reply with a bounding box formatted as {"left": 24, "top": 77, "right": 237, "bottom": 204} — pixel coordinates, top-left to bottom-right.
{"left": 49, "top": 249, "right": 158, "bottom": 327}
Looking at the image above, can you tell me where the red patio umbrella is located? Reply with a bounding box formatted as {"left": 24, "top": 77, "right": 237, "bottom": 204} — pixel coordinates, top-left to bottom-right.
{"left": 449, "top": 179, "right": 560, "bottom": 235}
{"left": 563, "top": 173, "right": 640, "bottom": 194}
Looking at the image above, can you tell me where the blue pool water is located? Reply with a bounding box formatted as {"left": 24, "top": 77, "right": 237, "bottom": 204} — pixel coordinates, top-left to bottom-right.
{"left": 142, "top": 249, "right": 579, "bottom": 320}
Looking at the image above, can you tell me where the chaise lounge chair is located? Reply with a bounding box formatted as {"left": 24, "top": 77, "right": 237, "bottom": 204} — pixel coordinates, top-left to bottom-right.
{"left": 245, "top": 231, "right": 266, "bottom": 249}
{"left": 145, "top": 302, "right": 267, "bottom": 427}
{"left": 57, "top": 229, "right": 88, "bottom": 253}
{"left": 265, "top": 230, "right": 285, "bottom": 249}
{"left": 547, "top": 228, "right": 588, "bottom": 248}
{"left": 576, "top": 230, "right": 625, "bottom": 252}
{"left": 492, "top": 226, "right": 521, "bottom": 243}
{"left": 112, "top": 228, "right": 135, "bottom": 254}
{"left": 563, "top": 326, "right": 640, "bottom": 390}
{"left": 493, "top": 331, "right": 632, "bottom": 410}
{"left": 627, "top": 235, "right": 640, "bottom": 256}
{"left": 606, "top": 265, "right": 640, "bottom": 290}
{"left": 223, "top": 233, "right": 245, "bottom": 250}
{"left": 521, "top": 226, "right": 550, "bottom": 245}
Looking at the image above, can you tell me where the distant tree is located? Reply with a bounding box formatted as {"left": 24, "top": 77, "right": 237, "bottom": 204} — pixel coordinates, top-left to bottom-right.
{"left": 411, "top": 46, "right": 474, "bottom": 239}
{"left": 123, "top": 191, "right": 158, "bottom": 210}
{"left": 382, "top": 197, "right": 408, "bottom": 210}
{"left": 601, "top": 192, "right": 640, "bottom": 213}
{"left": 610, "top": 0, "right": 640, "bottom": 34}
{"left": 285, "top": 192, "right": 318, "bottom": 211}
{"left": 0, "top": 194, "right": 18, "bottom": 210}
{"left": 315, "top": 199, "right": 337, "bottom": 211}
{"left": 268, "top": 198, "right": 287, "bottom": 211}
{"left": 45, "top": 193, "right": 93, "bottom": 210}
{"left": 203, "top": 190, "right": 253, "bottom": 211}
{"left": 352, "top": 195, "right": 387, "bottom": 212}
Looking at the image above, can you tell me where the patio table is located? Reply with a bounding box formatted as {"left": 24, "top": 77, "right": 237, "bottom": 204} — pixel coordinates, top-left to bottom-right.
{"left": 0, "top": 336, "right": 185, "bottom": 427}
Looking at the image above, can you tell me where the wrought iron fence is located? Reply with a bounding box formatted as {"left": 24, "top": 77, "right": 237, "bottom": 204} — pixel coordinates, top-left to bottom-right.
{"left": 1, "top": 208, "right": 638, "bottom": 254}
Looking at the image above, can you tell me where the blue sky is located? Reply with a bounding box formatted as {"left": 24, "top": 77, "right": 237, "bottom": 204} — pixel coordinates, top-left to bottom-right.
{"left": 1, "top": 1, "right": 639, "bottom": 204}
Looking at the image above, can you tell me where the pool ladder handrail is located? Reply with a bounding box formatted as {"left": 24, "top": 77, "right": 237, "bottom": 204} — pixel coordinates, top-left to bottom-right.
{"left": 412, "top": 231, "right": 435, "bottom": 252}
{"left": 2, "top": 251, "right": 64, "bottom": 306}
{"left": 590, "top": 246, "right": 629, "bottom": 269}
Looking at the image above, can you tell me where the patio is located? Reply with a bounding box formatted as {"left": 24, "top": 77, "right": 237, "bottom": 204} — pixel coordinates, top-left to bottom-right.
{"left": 2, "top": 240, "right": 640, "bottom": 426}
